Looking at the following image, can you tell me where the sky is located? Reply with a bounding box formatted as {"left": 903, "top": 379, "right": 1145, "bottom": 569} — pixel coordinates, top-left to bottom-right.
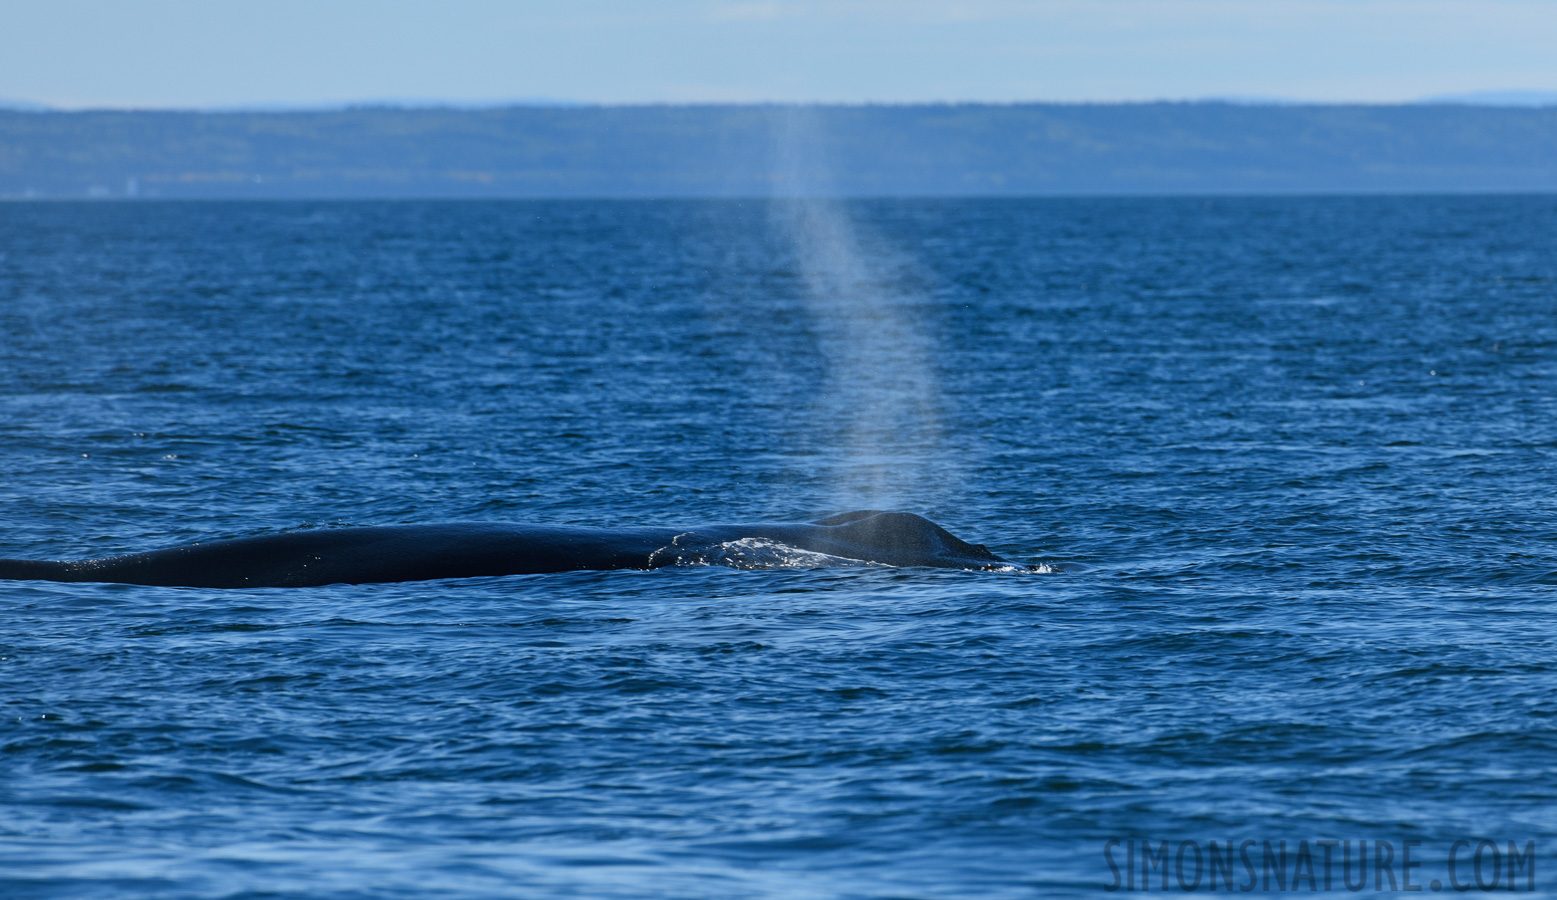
{"left": 3, "top": 0, "right": 1557, "bottom": 109}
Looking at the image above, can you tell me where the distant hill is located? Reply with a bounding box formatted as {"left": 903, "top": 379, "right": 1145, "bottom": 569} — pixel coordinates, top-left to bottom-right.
{"left": 4, "top": 103, "right": 1557, "bottom": 198}
{"left": 0, "top": 98, "right": 54, "bottom": 112}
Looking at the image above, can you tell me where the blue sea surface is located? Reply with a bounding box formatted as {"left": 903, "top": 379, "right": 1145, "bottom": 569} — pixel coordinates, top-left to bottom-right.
{"left": 2, "top": 197, "right": 1556, "bottom": 897}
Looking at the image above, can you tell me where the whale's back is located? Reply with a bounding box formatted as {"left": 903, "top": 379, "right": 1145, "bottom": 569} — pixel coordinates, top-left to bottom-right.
{"left": 0, "top": 513, "right": 1017, "bottom": 587}
{"left": 811, "top": 511, "right": 1009, "bottom": 568}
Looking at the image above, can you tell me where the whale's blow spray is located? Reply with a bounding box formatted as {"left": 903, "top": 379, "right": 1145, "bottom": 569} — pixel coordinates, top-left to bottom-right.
{"left": 770, "top": 107, "right": 951, "bottom": 509}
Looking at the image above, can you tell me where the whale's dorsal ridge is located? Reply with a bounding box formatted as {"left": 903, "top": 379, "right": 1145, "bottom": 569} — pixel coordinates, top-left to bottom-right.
{"left": 811, "top": 510, "right": 890, "bottom": 526}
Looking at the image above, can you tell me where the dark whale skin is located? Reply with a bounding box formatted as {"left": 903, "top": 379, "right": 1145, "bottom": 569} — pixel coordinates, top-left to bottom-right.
{"left": 0, "top": 511, "right": 1018, "bottom": 588}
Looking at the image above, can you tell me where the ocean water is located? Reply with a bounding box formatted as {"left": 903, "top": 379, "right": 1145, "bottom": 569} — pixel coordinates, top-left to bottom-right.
{"left": 2, "top": 196, "right": 1555, "bottom": 898}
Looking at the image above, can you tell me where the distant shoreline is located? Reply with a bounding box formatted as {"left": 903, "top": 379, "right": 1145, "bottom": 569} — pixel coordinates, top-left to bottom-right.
{"left": 6, "top": 102, "right": 1557, "bottom": 199}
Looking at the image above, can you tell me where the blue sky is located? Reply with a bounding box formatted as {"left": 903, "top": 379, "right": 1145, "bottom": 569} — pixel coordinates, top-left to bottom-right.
{"left": 3, "top": 0, "right": 1556, "bottom": 109}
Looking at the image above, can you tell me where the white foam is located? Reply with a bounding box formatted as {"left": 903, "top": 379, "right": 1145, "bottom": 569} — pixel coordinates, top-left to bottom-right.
{"left": 671, "top": 538, "right": 879, "bottom": 570}
{"left": 665, "top": 538, "right": 1057, "bottom": 573}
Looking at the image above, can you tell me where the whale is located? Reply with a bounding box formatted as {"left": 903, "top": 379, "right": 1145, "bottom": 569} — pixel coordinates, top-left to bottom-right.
{"left": 0, "top": 511, "right": 1022, "bottom": 588}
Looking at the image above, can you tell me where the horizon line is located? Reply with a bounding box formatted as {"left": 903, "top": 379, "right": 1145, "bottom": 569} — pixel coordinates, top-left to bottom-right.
{"left": 6, "top": 93, "right": 1557, "bottom": 114}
